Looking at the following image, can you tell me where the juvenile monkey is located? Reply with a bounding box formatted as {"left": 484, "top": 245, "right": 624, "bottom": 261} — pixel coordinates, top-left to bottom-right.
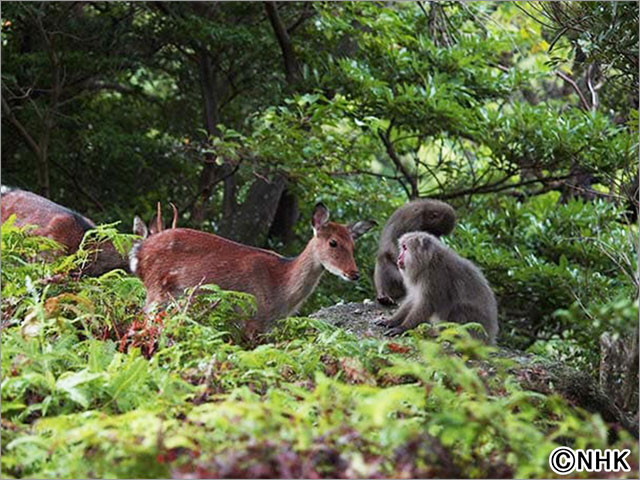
{"left": 374, "top": 199, "right": 456, "bottom": 305}
{"left": 376, "top": 232, "right": 498, "bottom": 344}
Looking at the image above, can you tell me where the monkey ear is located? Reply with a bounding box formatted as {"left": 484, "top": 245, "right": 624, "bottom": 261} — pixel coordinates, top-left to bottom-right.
{"left": 312, "top": 203, "right": 330, "bottom": 233}
{"left": 348, "top": 219, "right": 377, "bottom": 240}
{"left": 420, "top": 236, "right": 433, "bottom": 250}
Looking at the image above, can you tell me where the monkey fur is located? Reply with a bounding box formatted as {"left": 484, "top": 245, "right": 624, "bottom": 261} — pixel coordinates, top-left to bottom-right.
{"left": 376, "top": 232, "right": 498, "bottom": 344}
{"left": 374, "top": 199, "right": 456, "bottom": 305}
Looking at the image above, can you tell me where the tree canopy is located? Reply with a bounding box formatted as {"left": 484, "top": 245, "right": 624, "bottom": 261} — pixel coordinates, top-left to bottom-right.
{"left": 3, "top": 2, "right": 636, "bottom": 229}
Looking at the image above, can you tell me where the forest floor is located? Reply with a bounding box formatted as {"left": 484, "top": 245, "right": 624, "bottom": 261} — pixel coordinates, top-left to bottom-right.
{"left": 2, "top": 222, "right": 637, "bottom": 478}
{"left": 311, "top": 299, "right": 392, "bottom": 338}
{"left": 313, "top": 301, "right": 639, "bottom": 439}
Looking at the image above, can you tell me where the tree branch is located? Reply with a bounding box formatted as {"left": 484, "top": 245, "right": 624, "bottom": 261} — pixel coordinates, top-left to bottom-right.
{"left": 378, "top": 127, "right": 418, "bottom": 198}
{"left": 330, "top": 169, "right": 404, "bottom": 182}
{"left": 49, "top": 158, "right": 106, "bottom": 212}
{"left": 286, "top": 3, "right": 315, "bottom": 35}
{"left": 432, "top": 173, "right": 574, "bottom": 200}
{"left": 493, "top": 63, "right": 593, "bottom": 111}
{"left": 264, "top": 1, "right": 299, "bottom": 85}
{"left": 586, "top": 64, "right": 599, "bottom": 111}
{"left": 182, "top": 159, "right": 243, "bottom": 216}
{"left": 555, "top": 70, "right": 591, "bottom": 111}
{"left": 1, "top": 96, "right": 42, "bottom": 159}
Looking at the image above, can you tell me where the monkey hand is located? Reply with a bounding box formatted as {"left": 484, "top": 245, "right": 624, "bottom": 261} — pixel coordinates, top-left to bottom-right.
{"left": 374, "top": 316, "right": 391, "bottom": 327}
{"left": 375, "top": 316, "right": 401, "bottom": 327}
{"left": 386, "top": 326, "right": 407, "bottom": 337}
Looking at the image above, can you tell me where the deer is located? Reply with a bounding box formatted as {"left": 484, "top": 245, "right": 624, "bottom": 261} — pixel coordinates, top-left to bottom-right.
{"left": 1, "top": 185, "right": 128, "bottom": 276}
{"left": 129, "top": 203, "right": 376, "bottom": 334}
{"left": 133, "top": 202, "right": 179, "bottom": 239}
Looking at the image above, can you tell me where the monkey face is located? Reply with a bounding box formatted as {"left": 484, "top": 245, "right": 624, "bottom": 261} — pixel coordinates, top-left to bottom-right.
{"left": 397, "top": 238, "right": 420, "bottom": 276}
{"left": 397, "top": 232, "right": 441, "bottom": 280}
{"left": 397, "top": 242, "right": 408, "bottom": 270}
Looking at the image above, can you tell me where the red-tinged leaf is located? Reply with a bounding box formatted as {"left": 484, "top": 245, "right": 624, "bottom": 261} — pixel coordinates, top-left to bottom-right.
{"left": 387, "top": 342, "right": 412, "bottom": 354}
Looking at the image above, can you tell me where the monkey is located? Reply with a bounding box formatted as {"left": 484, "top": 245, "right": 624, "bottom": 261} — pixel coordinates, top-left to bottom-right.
{"left": 376, "top": 232, "right": 499, "bottom": 344}
{"left": 374, "top": 199, "right": 456, "bottom": 305}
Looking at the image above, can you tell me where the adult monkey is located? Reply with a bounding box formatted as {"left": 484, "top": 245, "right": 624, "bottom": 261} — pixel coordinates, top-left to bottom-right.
{"left": 374, "top": 199, "right": 456, "bottom": 305}
{"left": 377, "top": 232, "right": 499, "bottom": 344}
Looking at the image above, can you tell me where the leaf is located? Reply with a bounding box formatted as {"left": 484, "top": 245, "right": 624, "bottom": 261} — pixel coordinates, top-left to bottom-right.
{"left": 107, "top": 354, "right": 149, "bottom": 404}
{"left": 20, "top": 309, "right": 42, "bottom": 339}
{"left": 56, "top": 369, "right": 104, "bottom": 408}
{"left": 339, "top": 357, "right": 376, "bottom": 385}
{"left": 387, "top": 342, "right": 412, "bottom": 354}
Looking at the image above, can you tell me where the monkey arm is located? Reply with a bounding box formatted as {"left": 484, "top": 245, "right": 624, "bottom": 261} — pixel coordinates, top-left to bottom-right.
{"left": 375, "top": 300, "right": 412, "bottom": 328}
{"left": 374, "top": 253, "right": 405, "bottom": 304}
{"left": 387, "top": 301, "right": 433, "bottom": 337}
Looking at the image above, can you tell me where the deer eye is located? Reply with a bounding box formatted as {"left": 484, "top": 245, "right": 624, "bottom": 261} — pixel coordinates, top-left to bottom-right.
{"left": 329, "top": 239, "right": 338, "bottom": 248}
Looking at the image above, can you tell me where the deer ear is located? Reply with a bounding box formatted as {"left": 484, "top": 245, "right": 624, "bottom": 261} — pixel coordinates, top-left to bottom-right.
{"left": 348, "top": 219, "right": 377, "bottom": 240}
{"left": 148, "top": 215, "right": 160, "bottom": 236}
{"left": 312, "top": 203, "right": 330, "bottom": 232}
{"left": 133, "top": 216, "right": 149, "bottom": 239}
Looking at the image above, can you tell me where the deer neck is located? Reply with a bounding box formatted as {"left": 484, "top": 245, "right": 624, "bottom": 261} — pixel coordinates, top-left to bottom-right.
{"left": 284, "top": 239, "right": 325, "bottom": 314}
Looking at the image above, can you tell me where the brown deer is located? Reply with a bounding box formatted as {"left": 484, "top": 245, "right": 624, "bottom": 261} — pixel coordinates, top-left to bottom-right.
{"left": 133, "top": 202, "right": 179, "bottom": 239}
{"left": 130, "top": 203, "right": 375, "bottom": 333}
{"left": 1, "top": 186, "right": 128, "bottom": 276}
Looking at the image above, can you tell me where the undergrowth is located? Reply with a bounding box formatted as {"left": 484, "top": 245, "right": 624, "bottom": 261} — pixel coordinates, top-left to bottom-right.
{"left": 1, "top": 220, "right": 637, "bottom": 479}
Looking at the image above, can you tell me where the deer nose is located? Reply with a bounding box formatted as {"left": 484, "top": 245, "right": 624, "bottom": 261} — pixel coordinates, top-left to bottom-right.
{"left": 349, "top": 271, "right": 360, "bottom": 281}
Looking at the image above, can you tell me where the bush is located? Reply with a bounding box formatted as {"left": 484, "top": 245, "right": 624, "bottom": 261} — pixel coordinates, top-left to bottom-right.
{"left": 451, "top": 193, "right": 638, "bottom": 369}
{"left": 1, "top": 227, "right": 637, "bottom": 478}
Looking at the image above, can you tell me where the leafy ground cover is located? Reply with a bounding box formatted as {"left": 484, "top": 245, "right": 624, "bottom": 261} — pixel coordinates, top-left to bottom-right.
{"left": 1, "top": 219, "right": 637, "bottom": 479}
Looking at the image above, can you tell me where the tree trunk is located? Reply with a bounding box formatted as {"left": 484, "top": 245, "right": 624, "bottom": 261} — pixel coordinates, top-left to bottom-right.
{"left": 38, "top": 108, "right": 55, "bottom": 198}
{"left": 216, "top": 2, "right": 303, "bottom": 246}
{"left": 559, "top": 167, "right": 598, "bottom": 204}
{"left": 219, "top": 174, "right": 287, "bottom": 246}
{"left": 37, "top": 145, "right": 51, "bottom": 198}
{"left": 600, "top": 328, "right": 640, "bottom": 419}
{"left": 623, "top": 329, "right": 639, "bottom": 413}
{"left": 623, "top": 175, "right": 639, "bottom": 223}
{"left": 192, "top": 49, "right": 223, "bottom": 225}
{"left": 268, "top": 187, "right": 300, "bottom": 245}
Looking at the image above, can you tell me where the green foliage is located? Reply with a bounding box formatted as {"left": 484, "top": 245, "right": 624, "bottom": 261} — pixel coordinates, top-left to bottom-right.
{"left": 450, "top": 193, "right": 637, "bottom": 368}
{"left": 519, "top": 1, "right": 638, "bottom": 102}
{"left": 1, "top": 216, "right": 67, "bottom": 298}
{"left": 4, "top": 1, "right": 635, "bottom": 226}
{"left": 2, "top": 222, "right": 638, "bottom": 479}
